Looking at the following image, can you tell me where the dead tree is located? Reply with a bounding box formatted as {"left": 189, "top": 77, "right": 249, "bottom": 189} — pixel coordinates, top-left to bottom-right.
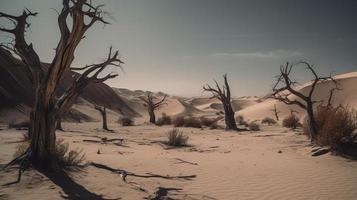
{"left": 94, "top": 105, "right": 112, "bottom": 131}
{"left": 270, "top": 104, "right": 281, "bottom": 121}
{"left": 141, "top": 92, "right": 168, "bottom": 124}
{"left": 0, "top": 0, "right": 123, "bottom": 171}
{"left": 203, "top": 74, "right": 238, "bottom": 130}
{"left": 271, "top": 62, "right": 337, "bottom": 142}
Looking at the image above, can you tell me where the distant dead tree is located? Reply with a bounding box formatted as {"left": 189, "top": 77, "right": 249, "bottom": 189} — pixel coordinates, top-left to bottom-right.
{"left": 94, "top": 105, "right": 112, "bottom": 131}
{"left": 141, "top": 92, "right": 168, "bottom": 124}
{"left": 271, "top": 62, "right": 337, "bottom": 142}
{"left": 0, "top": 0, "right": 123, "bottom": 171}
{"left": 203, "top": 74, "right": 239, "bottom": 130}
{"left": 270, "top": 104, "right": 281, "bottom": 121}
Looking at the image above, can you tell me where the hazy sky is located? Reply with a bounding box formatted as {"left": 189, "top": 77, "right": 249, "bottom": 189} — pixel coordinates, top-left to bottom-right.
{"left": 1, "top": 0, "right": 356, "bottom": 97}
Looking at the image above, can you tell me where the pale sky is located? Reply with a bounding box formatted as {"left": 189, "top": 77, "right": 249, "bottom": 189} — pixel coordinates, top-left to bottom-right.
{"left": 1, "top": 0, "right": 356, "bottom": 97}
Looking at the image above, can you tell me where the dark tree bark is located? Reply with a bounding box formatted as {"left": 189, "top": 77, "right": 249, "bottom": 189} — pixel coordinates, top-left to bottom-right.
{"left": 0, "top": 0, "right": 122, "bottom": 171}
{"left": 56, "top": 117, "right": 64, "bottom": 131}
{"left": 94, "top": 105, "right": 111, "bottom": 131}
{"left": 271, "top": 104, "right": 281, "bottom": 121}
{"left": 271, "top": 62, "right": 337, "bottom": 142}
{"left": 203, "top": 74, "right": 239, "bottom": 131}
{"left": 141, "top": 93, "right": 168, "bottom": 124}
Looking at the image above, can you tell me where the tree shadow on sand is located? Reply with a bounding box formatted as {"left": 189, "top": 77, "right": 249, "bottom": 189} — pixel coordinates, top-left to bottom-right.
{"left": 41, "top": 169, "right": 119, "bottom": 200}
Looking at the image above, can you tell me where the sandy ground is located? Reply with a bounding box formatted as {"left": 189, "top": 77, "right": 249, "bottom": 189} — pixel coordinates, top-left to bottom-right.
{"left": 1, "top": 122, "right": 356, "bottom": 200}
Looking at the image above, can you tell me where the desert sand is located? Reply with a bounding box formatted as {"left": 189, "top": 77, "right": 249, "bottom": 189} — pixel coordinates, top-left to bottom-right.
{"left": 1, "top": 72, "right": 357, "bottom": 199}
{"left": 1, "top": 122, "right": 357, "bottom": 200}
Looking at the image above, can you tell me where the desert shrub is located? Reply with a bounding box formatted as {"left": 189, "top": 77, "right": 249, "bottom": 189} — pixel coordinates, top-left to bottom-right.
{"left": 200, "top": 117, "right": 217, "bottom": 127}
{"left": 184, "top": 117, "right": 202, "bottom": 128}
{"left": 236, "top": 115, "right": 248, "bottom": 126}
{"left": 249, "top": 122, "right": 260, "bottom": 131}
{"left": 173, "top": 116, "right": 185, "bottom": 127}
{"left": 167, "top": 128, "right": 189, "bottom": 147}
{"left": 173, "top": 116, "right": 202, "bottom": 128}
{"left": 119, "top": 117, "right": 134, "bottom": 126}
{"left": 14, "top": 139, "right": 85, "bottom": 169}
{"left": 8, "top": 121, "right": 30, "bottom": 129}
{"left": 236, "top": 115, "right": 244, "bottom": 124}
{"left": 282, "top": 114, "right": 301, "bottom": 129}
{"left": 261, "top": 117, "right": 277, "bottom": 125}
{"left": 304, "top": 106, "right": 357, "bottom": 151}
{"left": 156, "top": 113, "right": 172, "bottom": 126}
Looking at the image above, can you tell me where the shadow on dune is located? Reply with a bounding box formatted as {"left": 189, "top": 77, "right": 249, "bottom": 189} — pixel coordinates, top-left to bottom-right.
{"left": 41, "top": 169, "right": 119, "bottom": 200}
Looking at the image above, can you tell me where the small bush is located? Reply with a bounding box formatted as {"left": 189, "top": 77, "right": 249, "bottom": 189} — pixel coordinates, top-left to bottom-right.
{"left": 236, "top": 115, "right": 244, "bottom": 124}
{"left": 282, "top": 114, "right": 301, "bottom": 129}
{"left": 119, "top": 117, "right": 134, "bottom": 126}
{"left": 200, "top": 117, "right": 217, "bottom": 127}
{"left": 261, "top": 117, "right": 277, "bottom": 125}
{"left": 304, "top": 106, "right": 357, "bottom": 151}
{"left": 173, "top": 116, "right": 202, "bottom": 128}
{"left": 156, "top": 113, "right": 172, "bottom": 126}
{"left": 173, "top": 116, "right": 185, "bottom": 127}
{"left": 249, "top": 122, "right": 260, "bottom": 131}
{"left": 167, "top": 128, "right": 189, "bottom": 147}
{"left": 184, "top": 117, "right": 202, "bottom": 128}
{"left": 14, "top": 139, "right": 85, "bottom": 169}
{"left": 8, "top": 121, "right": 30, "bottom": 129}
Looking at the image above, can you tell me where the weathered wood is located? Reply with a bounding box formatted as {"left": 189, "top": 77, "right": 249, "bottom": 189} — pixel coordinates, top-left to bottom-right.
{"left": 0, "top": 0, "right": 121, "bottom": 171}
{"left": 203, "top": 74, "right": 239, "bottom": 130}
{"left": 141, "top": 92, "right": 168, "bottom": 124}
{"left": 271, "top": 62, "right": 338, "bottom": 142}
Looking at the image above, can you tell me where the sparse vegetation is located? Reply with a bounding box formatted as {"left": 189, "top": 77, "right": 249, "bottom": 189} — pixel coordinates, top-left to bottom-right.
{"left": 173, "top": 116, "right": 202, "bottom": 128}
{"left": 303, "top": 106, "right": 357, "bottom": 156}
{"left": 14, "top": 139, "right": 85, "bottom": 169}
{"left": 236, "top": 115, "right": 248, "bottom": 126}
{"left": 200, "top": 117, "right": 217, "bottom": 127}
{"left": 282, "top": 114, "right": 301, "bottom": 129}
{"left": 167, "top": 129, "right": 189, "bottom": 147}
{"left": 156, "top": 113, "right": 172, "bottom": 126}
{"left": 261, "top": 117, "right": 277, "bottom": 125}
{"left": 119, "top": 117, "right": 134, "bottom": 126}
{"left": 249, "top": 122, "right": 260, "bottom": 131}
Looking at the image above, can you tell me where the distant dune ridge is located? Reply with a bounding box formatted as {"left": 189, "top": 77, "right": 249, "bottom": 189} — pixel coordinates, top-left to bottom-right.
{"left": 1, "top": 46, "right": 356, "bottom": 125}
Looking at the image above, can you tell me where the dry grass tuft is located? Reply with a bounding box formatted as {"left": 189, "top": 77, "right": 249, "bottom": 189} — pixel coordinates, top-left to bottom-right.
{"left": 282, "top": 114, "right": 301, "bottom": 129}
{"left": 14, "top": 139, "right": 86, "bottom": 169}
{"left": 304, "top": 106, "right": 357, "bottom": 155}
{"left": 119, "top": 117, "right": 134, "bottom": 126}
{"left": 173, "top": 116, "right": 202, "bottom": 128}
{"left": 156, "top": 113, "right": 172, "bottom": 126}
{"left": 261, "top": 117, "right": 277, "bottom": 125}
{"left": 248, "top": 122, "right": 260, "bottom": 131}
{"left": 167, "top": 128, "right": 189, "bottom": 147}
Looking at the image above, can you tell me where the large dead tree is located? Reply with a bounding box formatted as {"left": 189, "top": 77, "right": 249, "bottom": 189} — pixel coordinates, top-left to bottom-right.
{"left": 0, "top": 0, "right": 123, "bottom": 170}
{"left": 141, "top": 92, "right": 168, "bottom": 124}
{"left": 203, "top": 74, "right": 238, "bottom": 130}
{"left": 271, "top": 62, "right": 337, "bottom": 141}
{"left": 94, "top": 105, "right": 112, "bottom": 131}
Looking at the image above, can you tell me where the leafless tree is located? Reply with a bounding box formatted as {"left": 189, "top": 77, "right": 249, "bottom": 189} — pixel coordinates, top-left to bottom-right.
{"left": 271, "top": 62, "right": 337, "bottom": 141}
{"left": 94, "top": 105, "right": 112, "bottom": 131}
{"left": 141, "top": 92, "right": 168, "bottom": 124}
{"left": 0, "top": 0, "right": 123, "bottom": 171}
{"left": 270, "top": 104, "right": 281, "bottom": 121}
{"left": 203, "top": 74, "right": 239, "bottom": 130}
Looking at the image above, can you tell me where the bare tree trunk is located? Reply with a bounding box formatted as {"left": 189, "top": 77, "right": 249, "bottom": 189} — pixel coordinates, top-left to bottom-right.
{"left": 306, "top": 102, "right": 318, "bottom": 141}
{"left": 272, "top": 104, "right": 280, "bottom": 121}
{"left": 29, "top": 94, "right": 58, "bottom": 170}
{"left": 223, "top": 103, "right": 237, "bottom": 130}
{"left": 148, "top": 108, "right": 156, "bottom": 124}
{"left": 95, "top": 106, "right": 111, "bottom": 131}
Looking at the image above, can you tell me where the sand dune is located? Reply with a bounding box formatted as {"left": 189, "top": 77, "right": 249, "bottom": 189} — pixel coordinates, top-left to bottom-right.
{"left": 237, "top": 72, "right": 357, "bottom": 121}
